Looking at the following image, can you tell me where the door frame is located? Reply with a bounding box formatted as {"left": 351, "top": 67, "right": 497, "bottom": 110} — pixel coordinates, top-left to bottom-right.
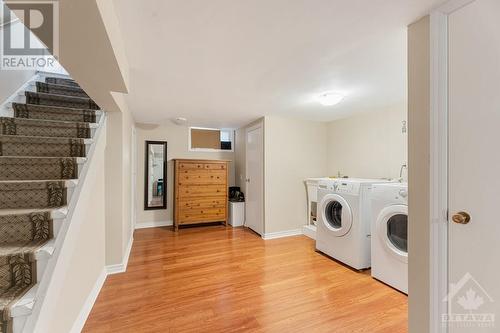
{"left": 131, "top": 126, "right": 137, "bottom": 230}
{"left": 429, "top": 1, "right": 477, "bottom": 332}
{"left": 245, "top": 122, "right": 264, "bottom": 235}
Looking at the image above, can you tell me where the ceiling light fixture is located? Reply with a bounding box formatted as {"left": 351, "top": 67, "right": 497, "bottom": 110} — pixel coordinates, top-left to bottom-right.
{"left": 317, "top": 92, "right": 345, "bottom": 106}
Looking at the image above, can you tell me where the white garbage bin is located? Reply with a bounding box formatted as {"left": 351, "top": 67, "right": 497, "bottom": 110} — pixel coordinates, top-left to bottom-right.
{"left": 229, "top": 201, "right": 245, "bottom": 227}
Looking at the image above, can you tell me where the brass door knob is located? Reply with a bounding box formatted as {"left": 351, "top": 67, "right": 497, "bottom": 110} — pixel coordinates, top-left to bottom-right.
{"left": 452, "top": 211, "right": 471, "bottom": 224}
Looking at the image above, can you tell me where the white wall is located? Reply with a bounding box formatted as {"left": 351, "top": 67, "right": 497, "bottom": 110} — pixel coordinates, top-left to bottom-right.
{"left": 326, "top": 107, "right": 407, "bottom": 180}
{"left": 118, "top": 95, "right": 135, "bottom": 263}
{"left": 408, "top": 15, "right": 430, "bottom": 333}
{"left": 104, "top": 93, "right": 135, "bottom": 266}
{"left": 135, "top": 123, "right": 235, "bottom": 226}
{"left": 0, "top": 20, "right": 36, "bottom": 106}
{"left": 95, "top": 0, "right": 130, "bottom": 90}
{"left": 0, "top": 68, "right": 35, "bottom": 106}
{"left": 264, "top": 116, "right": 328, "bottom": 234}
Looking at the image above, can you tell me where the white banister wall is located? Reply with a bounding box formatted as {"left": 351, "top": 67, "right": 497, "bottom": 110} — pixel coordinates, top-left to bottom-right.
{"left": 30, "top": 120, "right": 108, "bottom": 333}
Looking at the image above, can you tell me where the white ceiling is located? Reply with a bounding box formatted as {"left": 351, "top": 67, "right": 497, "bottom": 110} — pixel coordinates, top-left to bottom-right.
{"left": 113, "top": 0, "right": 444, "bottom": 128}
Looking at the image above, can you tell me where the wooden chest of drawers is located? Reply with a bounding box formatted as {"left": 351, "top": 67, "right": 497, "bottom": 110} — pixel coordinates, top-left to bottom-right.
{"left": 173, "top": 159, "right": 229, "bottom": 231}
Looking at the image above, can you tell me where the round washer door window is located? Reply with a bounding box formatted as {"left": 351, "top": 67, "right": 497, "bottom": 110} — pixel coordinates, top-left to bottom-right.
{"left": 376, "top": 205, "right": 408, "bottom": 263}
{"left": 320, "top": 194, "right": 352, "bottom": 237}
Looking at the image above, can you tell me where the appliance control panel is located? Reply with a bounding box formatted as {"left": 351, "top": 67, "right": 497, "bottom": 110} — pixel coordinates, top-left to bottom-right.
{"left": 334, "top": 181, "right": 360, "bottom": 195}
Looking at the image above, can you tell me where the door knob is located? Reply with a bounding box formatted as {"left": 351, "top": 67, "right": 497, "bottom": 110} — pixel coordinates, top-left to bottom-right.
{"left": 451, "top": 211, "right": 471, "bottom": 224}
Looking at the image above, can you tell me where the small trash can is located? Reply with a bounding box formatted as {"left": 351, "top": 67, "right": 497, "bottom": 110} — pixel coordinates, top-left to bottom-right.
{"left": 229, "top": 201, "right": 245, "bottom": 227}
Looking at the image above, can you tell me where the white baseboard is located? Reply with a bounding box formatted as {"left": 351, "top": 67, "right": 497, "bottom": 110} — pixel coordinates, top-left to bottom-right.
{"left": 69, "top": 268, "right": 107, "bottom": 333}
{"left": 106, "top": 235, "right": 134, "bottom": 275}
{"left": 262, "top": 228, "right": 303, "bottom": 240}
{"left": 135, "top": 220, "right": 172, "bottom": 230}
{"left": 302, "top": 225, "right": 317, "bottom": 240}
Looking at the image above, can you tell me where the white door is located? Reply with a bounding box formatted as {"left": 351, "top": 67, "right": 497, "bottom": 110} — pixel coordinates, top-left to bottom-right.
{"left": 245, "top": 124, "right": 264, "bottom": 235}
{"left": 447, "top": 0, "right": 500, "bottom": 331}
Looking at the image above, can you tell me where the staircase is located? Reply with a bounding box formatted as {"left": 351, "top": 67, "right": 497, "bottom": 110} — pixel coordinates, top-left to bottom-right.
{"left": 0, "top": 74, "right": 104, "bottom": 333}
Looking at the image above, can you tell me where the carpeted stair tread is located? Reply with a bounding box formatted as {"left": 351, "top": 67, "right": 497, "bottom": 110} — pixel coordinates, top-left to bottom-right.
{"left": 0, "top": 181, "right": 67, "bottom": 210}
{"left": 0, "top": 238, "right": 49, "bottom": 333}
{"left": 0, "top": 117, "right": 91, "bottom": 139}
{"left": 12, "top": 103, "right": 97, "bottom": 123}
{"left": 0, "top": 208, "right": 61, "bottom": 217}
{"left": 25, "top": 91, "right": 99, "bottom": 110}
{"left": 0, "top": 281, "right": 32, "bottom": 333}
{"left": 0, "top": 157, "right": 79, "bottom": 181}
{"left": 45, "top": 77, "right": 80, "bottom": 88}
{"left": 0, "top": 179, "right": 76, "bottom": 184}
{"left": 0, "top": 211, "right": 53, "bottom": 245}
{"left": 0, "top": 240, "right": 49, "bottom": 256}
{"left": 0, "top": 135, "right": 86, "bottom": 158}
{"left": 36, "top": 82, "right": 88, "bottom": 98}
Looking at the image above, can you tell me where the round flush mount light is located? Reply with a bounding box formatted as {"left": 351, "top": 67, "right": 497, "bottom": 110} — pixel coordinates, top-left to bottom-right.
{"left": 317, "top": 92, "right": 345, "bottom": 106}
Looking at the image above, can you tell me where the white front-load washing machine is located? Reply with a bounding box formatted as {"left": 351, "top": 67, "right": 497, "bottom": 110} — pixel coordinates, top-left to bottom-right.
{"left": 371, "top": 182, "right": 408, "bottom": 293}
{"left": 316, "top": 178, "right": 390, "bottom": 270}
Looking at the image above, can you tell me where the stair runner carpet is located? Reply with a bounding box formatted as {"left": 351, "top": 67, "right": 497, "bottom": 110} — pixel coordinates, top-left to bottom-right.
{"left": 0, "top": 77, "right": 98, "bottom": 333}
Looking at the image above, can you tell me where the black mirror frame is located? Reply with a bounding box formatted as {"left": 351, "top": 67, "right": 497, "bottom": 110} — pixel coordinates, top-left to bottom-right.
{"left": 144, "top": 140, "right": 168, "bottom": 210}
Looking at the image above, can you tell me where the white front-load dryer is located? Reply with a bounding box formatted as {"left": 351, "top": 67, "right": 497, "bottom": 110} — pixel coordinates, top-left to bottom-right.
{"left": 316, "top": 178, "right": 391, "bottom": 270}
{"left": 371, "top": 182, "right": 408, "bottom": 293}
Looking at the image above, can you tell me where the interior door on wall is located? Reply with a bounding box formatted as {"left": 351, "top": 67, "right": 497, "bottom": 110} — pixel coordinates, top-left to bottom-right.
{"left": 448, "top": 0, "right": 500, "bottom": 331}
{"left": 245, "top": 125, "right": 263, "bottom": 235}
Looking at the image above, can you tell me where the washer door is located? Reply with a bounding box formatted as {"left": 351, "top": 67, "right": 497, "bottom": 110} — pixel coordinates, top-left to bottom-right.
{"left": 319, "top": 194, "right": 353, "bottom": 237}
{"left": 376, "top": 205, "right": 408, "bottom": 263}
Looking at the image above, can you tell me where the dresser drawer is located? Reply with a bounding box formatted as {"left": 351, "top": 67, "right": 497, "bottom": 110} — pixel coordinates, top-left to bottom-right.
{"left": 204, "top": 163, "right": 226, "bottom": 170}
{"left": 178, "top": 162, "right": 205, "bottom": 170}
{"left": 178, "top": 170, "right": 226, "bottom": 185}
{"left": 178, "top": 184, "right": 226, "bottom": 198}
{"left": 179, "top": 198, "right": 226, "bottom": 210}
{"left": 178, "top": 207, "right": 226, "bottom": 223}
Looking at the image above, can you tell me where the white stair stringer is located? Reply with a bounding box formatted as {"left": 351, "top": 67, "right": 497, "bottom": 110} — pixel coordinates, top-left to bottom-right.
{"left": 8, "top": 107, "right": 107, "bottom": 333}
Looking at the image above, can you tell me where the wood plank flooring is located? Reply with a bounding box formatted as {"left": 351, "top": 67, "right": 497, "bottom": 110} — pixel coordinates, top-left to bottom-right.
{"left": 83, "top": 226, "right": 407, "bottom": 333}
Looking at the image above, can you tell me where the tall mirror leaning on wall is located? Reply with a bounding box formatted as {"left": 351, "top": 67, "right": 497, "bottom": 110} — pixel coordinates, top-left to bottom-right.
{"left": 144, "top": 141, "right": 167, "bottom": 210}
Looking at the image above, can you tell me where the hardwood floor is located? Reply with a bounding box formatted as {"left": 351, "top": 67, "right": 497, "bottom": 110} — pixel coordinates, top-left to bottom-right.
{"left": 83, "top": 226, "right": 407, "bottom": 333}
